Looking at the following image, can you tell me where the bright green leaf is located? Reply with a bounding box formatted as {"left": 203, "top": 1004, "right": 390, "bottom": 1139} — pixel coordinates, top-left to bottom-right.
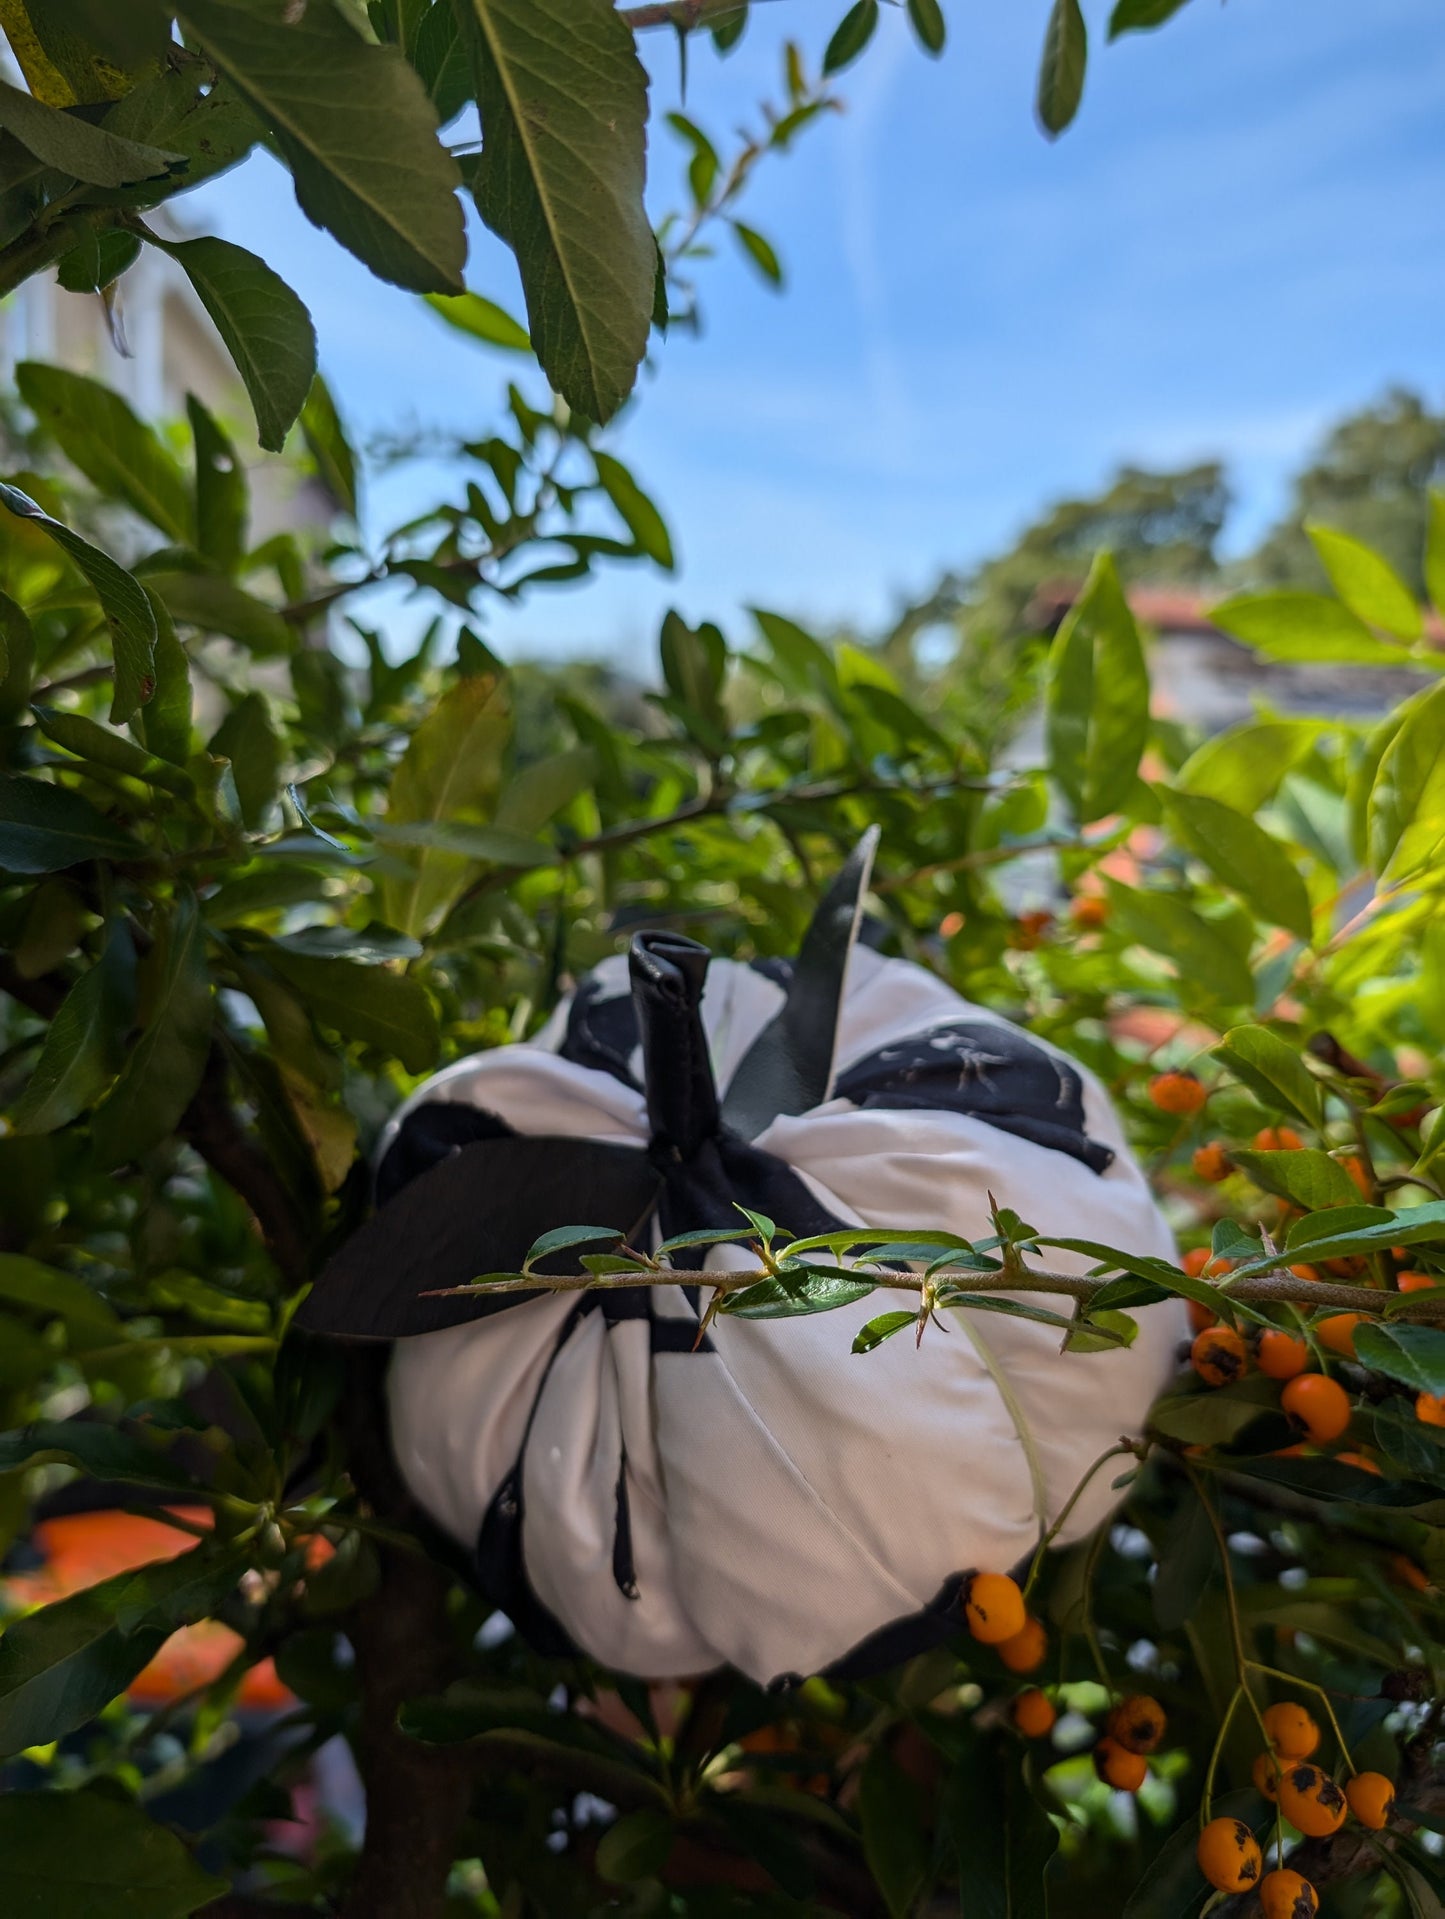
{"left": 1227, "top": 1148, "right": 1360, "bottom": 1212}
{"left": 1307, "top": 522, "right": 1422, "bottom": 642}
{"left": 1211, "top": 590, "right": 1419, "bottom": 665}
{"left": 1161, "top": 787, "right": 1312, "bottom": 941}
{"left": 264, "top": 948, "right": 439, "bottom": 1073}
{"left": 1212, "top": 1024, "right": 1323, "bottom": 1128}
{"left": 1367, "top": 679, "right": 1445, "bottom": 881}
{"left": 1426, "top": 490, "right": 1445, "bottom": 616}
{"left": 1045, "top": 552, "right": 1149, "bottom": 822}
{"left": 16, "top": 362, "right": 193, "bottom": 543}
{"left": 594, "top": 452, "right": 673, "bottom": 569}
{"left": 425, "top": 289, "right": 533, "bottom": 355}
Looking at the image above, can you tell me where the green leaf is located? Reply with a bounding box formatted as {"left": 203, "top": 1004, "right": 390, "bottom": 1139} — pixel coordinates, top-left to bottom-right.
{"left": 455, "top": 0, "right": 653, "bottom": 421}
{"left": 208, "top": 691, "right": 280, "bottom": 831}
{"left": 0, "top": 1419, "right": 196, "bottom": 1488}
{"left": 1160, "top": 788, "right": 1312, "bottom": 941}
{"left": 146, "top": 233, "right": 317, "bottom": 453}
{"left": 0, "top": 1785, "right": 224, "bottom": 1917}
{"left": 0, "top": 777, "right": 142, "bottom": 873}
{"left": 1036, "top": 0, "right": 1087, "bottom": 136}
{"left": 187, "top": 396, "right": 248, "bottom": 572}
{"left": 1045, "top": 552, "right": 1149, "bottom": 822}
{"left": 11, "top": 927, "right": 135, "bottom": 1135}
{"left": 1212, "top": 1024, "right": 1324, "bottom": 1128}
{"left": 0, "top": 482, "right": 157, "bottom": 724}
{"left": 1148, "top": 1374, "right": 1287, "bottom": 1446}
{"left": 378, "top": 670, "right": 511, "bottom": 935}
{"left": 1104, "top": 880, "right": 1255, "bottom": 1008}
{"left": 0, "top": 1256, "right": 120, "bottom": 1343}
{"left": 270, "top": 921, "right": 421, "bottom": 963}
{"left": 0, "top": 75, "right": 181, "bottom": 185}
{"left": 1210, "top": 590, "right": 1419, "bottom": 665}
{"left": 733, "top": 221, "right": 782, "bottom": 285}
{"left": 1227, "top": 1148, "right": 1359, "bottom": 1212}
{"left": 1122, "top": 1792, "right": 1262, "bottom": 1917}
{"left": 1367, "top": 679, "right": 1445, "bottom": 881}
{"left": 1108, "top": 0, "right": 1191, "bottom": 36}
{"left": 823, "top": 0, "right": 879, "bottom": 75}
{"left": 137, "top": 588, "right": 193, "bottom": 768}
{"left": 1307, "top": 522, "right": 1422, "bottom": 642}
{"left": 32, "top": 706, "right": 191, "bottom": 795}
{"left": 176, "top": 0, "right": 464, "bottom": 294}
{"left": 492, "top": 745, "right": 597, "bottom": 835}
{"left": 97, "top": 65, "right": 263, "bottom": 207}
{"left": 724, "top": 1269, "right": 876, "bottom": 1319}
{"left": 264, "top": 949, "right": 439, "bottom": 1073}
{"left": 56, "top": 227, "right": 140, "bottom": 294}
{"left": 595, "top": 1809, "right": 673, "bottom": 1885}
{"left": 372, "top": 818, "right": 557, "bottom": 867}
{"left": 1374, "top": 1402, "right": 1445, "bottom": 1480}
{"left": 852, "top": 1309, "right": 915, "bottom": 1353}
{"left": 1354, "top": 1323, "right": 1445, "bottom": 1398}
{"left": 906, "top": 0, "right": 946, "bottom": 55}
{"left": 1426, "top": 490, "right": 1445, "bottom": 617}
{"left": 942, "top": 1733, "right": 1056, "bottom": 1919}
{"left": 859, "top": 1744, "right": 929, "bottom": 1919}
{"left": 299, "top": 372, "right": 358, "bottom": 518}
{"left": 415, "top": 0, "right": 475, "bottom": 122}
{"left": 15, "top": 362, "right": 193, "bottom": 544}
{"left": 425, "top": 289, "right": 533, "bottom": 354}
{"left": 594, "top": 451, "right": 673, "bottom": 569}
{"left": 1178, "top": 718, "right": 1326, "bottom": 813}
{"left": 91, "top": 890, "right": 212, "bottom": 1169}
{"left": 0, "top": 1541, "right": 249, "bottom": 1757}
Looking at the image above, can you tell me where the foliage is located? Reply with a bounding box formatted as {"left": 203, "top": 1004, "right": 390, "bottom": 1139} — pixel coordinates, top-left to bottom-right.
{"left": 0, "top": 329, "right": 1444, "bottom": 1918}
{"left": 0, "top": 0, "right": 1209, "bottom": 446}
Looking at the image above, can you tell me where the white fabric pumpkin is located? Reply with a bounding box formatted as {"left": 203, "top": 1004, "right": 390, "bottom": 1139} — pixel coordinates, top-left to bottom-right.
{"left": 321, "top": 917, "right": 1183, "bottom": 1686}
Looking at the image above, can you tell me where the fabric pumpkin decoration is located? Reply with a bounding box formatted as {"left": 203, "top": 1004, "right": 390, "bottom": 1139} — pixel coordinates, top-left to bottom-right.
{"left": 300, "top": 834, "right": 1182, "bottom": 1686}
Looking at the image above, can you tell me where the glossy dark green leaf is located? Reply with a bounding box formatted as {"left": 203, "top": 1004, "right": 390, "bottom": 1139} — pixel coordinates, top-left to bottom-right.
{"left": 0, "top": 777, "right": 142, "bottom": 872}
{"left": 97, "top": 64, "right": 263, "bottom": 207}
{"left": 1152, "top": 1476, "right": 1218, "bottom": 1629}
{"left": 1354, "top": 1323, "right": 1445, "bottom": 1398}
{"left": 1160, "top": 788, "right": 1312, "bottom": 941}
{"left": 15, "top": 362, "right": 193, "bottom": 543}
{"left": 1374, "top": 1402, "right": 1445, "bottom": 1480}
{"left": 851, "top": 1309, "right": 915, "bottom": 1352}
{"left": 11, "top": 925, "right": 135, "bottom": 1135}
{"left": 148, "top": 233, "right": 317, "bottom": 452}
{"left": 1212, "top": 1023, "right": 1323, "bottom": 1127}
{"left": 0, "top": 482, "right": 157, "bottom": 723}
{"left": 455, "top": 0, "right": 652, "bottom": 421}
{"left": 859, "top": 1743, "right": 928, "bottom": 1918}
{"left": 724, "top": 1269, "right": 877, "bottom": 1320}
{"left": 414, "top": 0, "right": 474, "bottom": 123}
{"left": 142, "top": 566, "right": 291, "bottom": 654}
{"left": 1237, "top": 1452, "right": 1437, "bottom": 1508}
{"left": 1148, "top": 1373, "right": 1285, "bottom": 1446}
{"left": 91, "top": 890, "right": 212, "bottom": 1168}
{"left": 941, "top": 1733, "right": 1056, "bottom": 1918}
{"left": 823, "top": 0, "right": 879, "bottom": 75}
{"left": 32, "top": 706, "right": 191, "bottom": 795}
{"left": 175, "top": 0, "right": 464, "bottom": 294}
{"left": 264, "top": 948, "right": 439, "bottom": 1073}
{"left": 0, "top": 1786, "right": 223, "bottom": 1917}
{"left": 55, "top": 226, "right": 140, "bottom": 293}
{"left": 137, "top": 587, "right": 193, "bottom": 767}
{"left": 1036, "top": 0, "right": 1087, "bottom": 136}
{"left": 0, "top": 75, "right": 180, "bottom": 185}
{"left": 1046, "top": 552, "right": 1148, "bottom": 821}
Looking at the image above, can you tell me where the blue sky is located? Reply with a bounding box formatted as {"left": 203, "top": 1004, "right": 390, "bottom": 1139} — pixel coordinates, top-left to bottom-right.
{"left": 190, "top": 0, "right": 1445, "bottom": 670}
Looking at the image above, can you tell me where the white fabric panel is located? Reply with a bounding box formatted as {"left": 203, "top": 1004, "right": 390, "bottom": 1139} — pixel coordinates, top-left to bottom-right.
{"left": 386, "top": 947, "right": 1183, "bottom": 1684}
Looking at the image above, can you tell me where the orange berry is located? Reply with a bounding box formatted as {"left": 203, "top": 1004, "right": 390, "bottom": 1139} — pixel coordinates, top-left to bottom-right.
{"left": 1092, "top": 1735, "right": 1147, "bottom": 1792}
{"left": 1011, "top": 1689, "right": 1055, "bottom": 1738}
{"left": 1261, "top": 1869, "right": 1318, "bottom": 1919}
{"left": 1391, "top": 1554, "right": 1429, "bottom": 1592}
{"left": 1342, "top": 1155, "right": 1372, "bottom": 1199}
{"left": 1278, "top": 1762, "right": 1347, "bottom": 1838}
{"left": 1416, "top": 1392, "right": 1445, "bottom": 1427}
{"left": 1188, "top": 1299, "right": 1218, "bottom": 1333}
{"left": 1398, "top": 1270, "right": 1436, "bottom": 1293}
{"left": 997, "top": 1615, "right": 1048, "bottom": 1673}
{"left": 1107, "top": 1694, "right": 1166, "bottom": 1755}
{"left": 1181, "top": 1247, "right": 1213, "bottom": 1277}
{"left": 1262, "top": 1701, "right": 1320, "bottom": 1759}
{"left": 1281, "top": 1374, "right": 1351, "bottom": 1444}
{"left": 964, "top": 1572, "right": 1026, "bottom": 1645}
{"left": 1192, "top": 1142, "right": 1232, "bottom": 1183}
{"left": 1288, "top": 1264, "right": 1321, "bottom": 1283}
{"left": 1336, "top": 1450, "right": 1381, "bottom": 1475}
{"left": 1324, "top": 1255, "right": 1368, "bottom": 1280}
{"left": 1254, "top": 1126, "right": 1305, "bottom": 1152}
{"left": 1252, "top": 1750, "right": 1283, "bottom": 1801}
{"left": 1315, "top": 1313, "right": 1363, "bottom": 1359}
{"left": 1010, "top": 909, "right": 1053, "bottom": 951}
{"left": 1070, "top": 895, "right": 1109, "bottom": 930}
{"left": 1193, "top": 1325, "right": 1249, "bottom": 1387}
{"left": 1257, "top": 1330, "right": 1309, "bottom": 1381}
{"left": 1345, "top": 1770, "right": 1395, "bottom": 1830}
{"left": 1197, "top": 1817, "right": 1263, "bottom": 1893}
{"left": 1150, "top": 1071, "right": 1207, "bottom": 1116}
